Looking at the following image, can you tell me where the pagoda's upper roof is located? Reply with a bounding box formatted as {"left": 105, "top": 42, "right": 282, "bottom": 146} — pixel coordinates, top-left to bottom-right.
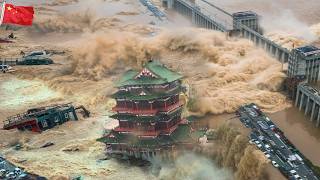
{"left": 112, "top": 85, "right": 183, "bottom": 100}
{"left": 116, "top": 61, "right": 183, "bottom": 87}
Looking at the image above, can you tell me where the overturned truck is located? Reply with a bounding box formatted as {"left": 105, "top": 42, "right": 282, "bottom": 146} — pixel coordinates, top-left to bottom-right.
{"left": 3, "top": 103, "right": 90, "bottom": 132}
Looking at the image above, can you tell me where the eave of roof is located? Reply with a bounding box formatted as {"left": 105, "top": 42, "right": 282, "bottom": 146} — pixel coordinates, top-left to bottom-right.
{"left": 116, "top": 61, "right": 183, "bottom": 87}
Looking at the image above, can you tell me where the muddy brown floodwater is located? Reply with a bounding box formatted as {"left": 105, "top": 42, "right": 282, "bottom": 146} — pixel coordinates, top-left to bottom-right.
{"left": 269, "top": 106, "right": 320, "bottom": 166}
{"left": 203, "top": 104, "right": 320, "bottom": 180}
{"left": 0, "top": 0, "right": 319, "bottom": 179}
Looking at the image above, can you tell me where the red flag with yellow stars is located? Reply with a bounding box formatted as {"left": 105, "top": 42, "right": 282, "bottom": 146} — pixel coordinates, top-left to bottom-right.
{"left": 0, "top": 2, "right": 34, "bottom": 26}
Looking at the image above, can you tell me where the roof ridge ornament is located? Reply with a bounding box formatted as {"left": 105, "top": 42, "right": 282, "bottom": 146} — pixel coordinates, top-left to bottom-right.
{"left": 135, "top": 67, "right": 158, "bottom": 79}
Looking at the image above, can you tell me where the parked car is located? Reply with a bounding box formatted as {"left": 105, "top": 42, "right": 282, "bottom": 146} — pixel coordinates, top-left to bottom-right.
{"left": 17, "top": 56, "right": 53, "bottom": 65}
{"left": 23, "top": 50, "right": 49, "bottom": 58}
{"left": 293, "top": 174, "right": 302, "bottom": 180}
{"left": 249, "top": 139, "right": 255, "bottom": 144}
{"left": 263, "top": 152, "right": 271, "bottom": 159}
{"left": 0, "top": 169, "right": 7, "bottom": 178}
{"left": 272, "top": 161, "right": 279, "bottom": 168}
{"left": 0, "top": 64, "right": 13, "bottom": 73}
{"left": 6, "top": 172, "right": 16, "bottom": 179}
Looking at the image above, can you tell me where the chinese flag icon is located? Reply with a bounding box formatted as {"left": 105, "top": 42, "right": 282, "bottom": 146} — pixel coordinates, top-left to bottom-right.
{"left": 0, "top": 2, "right": 34, "bottom": 26}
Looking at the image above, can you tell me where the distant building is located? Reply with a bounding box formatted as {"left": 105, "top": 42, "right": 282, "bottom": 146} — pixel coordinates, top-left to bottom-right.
{"left": 233, "top": 11, "right": 261, "bottom": 34}
{"left": 97, "top": 60, "right": 204, "bottom": 160}
{"left": 288, "top": 46, "right": 320, "bottom": 82}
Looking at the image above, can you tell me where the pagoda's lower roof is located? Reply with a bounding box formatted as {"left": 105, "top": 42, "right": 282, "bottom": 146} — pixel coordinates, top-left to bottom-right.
{"left": 110, "top": 107, "right": 183, "bottom": 122}
{"left": 112, "top": 86, "right": 183, "bottom": 101}
{"left": 97, "top": 124, "right": 205, "bottom": 148}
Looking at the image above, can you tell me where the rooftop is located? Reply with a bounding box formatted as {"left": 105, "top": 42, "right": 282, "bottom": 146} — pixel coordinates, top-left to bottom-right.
{"left": 4, "top": 104, "right": 74, "bottom": 129}
{"left": 112, "top": 85, "right": 183, "bottom": 100}
{"left": 295, "top": 46, "right": 320, "bottom": 57}
{"left": 116, "top": 60, "right": 183, "bottom": 87}
{"left": 233, "top": 11, "right": 258, "bottom": 18}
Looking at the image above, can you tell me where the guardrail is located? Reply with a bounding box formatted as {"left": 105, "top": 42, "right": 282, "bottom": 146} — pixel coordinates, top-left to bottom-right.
{"left": 0, "top": 58, "right": 21, "bottom": 66}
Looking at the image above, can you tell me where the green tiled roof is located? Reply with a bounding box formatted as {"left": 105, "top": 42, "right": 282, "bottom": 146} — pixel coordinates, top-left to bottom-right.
{"left": 116, "top": 61, "right": 183, "bottom": 87}
{"left": 97, "top": 124, "right": 205, "bottom": 148}
{"left": 112, "top": 86, "right": 183, "bottom": 100}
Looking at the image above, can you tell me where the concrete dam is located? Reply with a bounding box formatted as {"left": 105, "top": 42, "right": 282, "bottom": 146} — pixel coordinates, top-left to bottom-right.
{"left": 162, "top": 0, "right": 290, "bottom": 63}
{"left": 161, "top": 0, "right": 320, "bottom": 128}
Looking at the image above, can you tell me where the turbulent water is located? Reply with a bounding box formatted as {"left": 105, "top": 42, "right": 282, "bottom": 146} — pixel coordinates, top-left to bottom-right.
{"left": 0, "top": 0, "right": 320, "bottom": 179}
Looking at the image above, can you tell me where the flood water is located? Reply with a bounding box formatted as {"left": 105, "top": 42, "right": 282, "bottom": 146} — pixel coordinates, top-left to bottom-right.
{"left": 268, "top": 106, "right": 320, "bottom": 166}
{"left": 203, "top": 104, "right": 320, "bottom": 167}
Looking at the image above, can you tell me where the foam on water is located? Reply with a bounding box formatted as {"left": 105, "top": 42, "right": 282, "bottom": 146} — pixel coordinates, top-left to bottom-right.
{"left": 0, "top": 78, "right": 60, "bottom": 110}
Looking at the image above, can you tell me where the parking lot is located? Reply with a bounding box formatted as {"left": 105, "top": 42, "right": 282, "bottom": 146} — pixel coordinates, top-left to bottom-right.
{"left": 237, "top": 103, "right": 320, "bottom": 180}
{"left": 0, "top": 156, "right": 44, "bottom": 180}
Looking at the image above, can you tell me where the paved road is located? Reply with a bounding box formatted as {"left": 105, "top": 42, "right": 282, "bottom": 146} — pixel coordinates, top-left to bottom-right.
{"left": 237, "top": 103, "right": 319, "bottom": 180}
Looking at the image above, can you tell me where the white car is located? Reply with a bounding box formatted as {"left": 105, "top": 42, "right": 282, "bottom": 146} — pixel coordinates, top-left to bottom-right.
{"left": 265, "top": 144, "right": 271, "bottom": 149}
{"left": 6, "top": 172, "right": 16, "bottom": 179}
{"left": 249, "top": 139, "right": 255, "bottom": 144}
{"left": 24, "top": 50, "right": 49, "bottom": 57}
{"left": 294, "top": 174, "right": 302, "bottom": 180}
{"left": 290, "top": 170, "right": 297, "bottom": 175}
{"left": 14, "top": 168, "right": 22, "bottom": 175}
{"left": 257, "top": 144, "right": 262, "bottom": 148}
{"left": 0, "top": 65, "right": 13, "bottom": 73}
{"left": 263, "top": 152, "right": 271, "bottom": 159}
{"left": 271, "top": 161, "right": 279, "bottom": 168}
{"left": 0, "top": 169, "right": 6, "bottom": 177}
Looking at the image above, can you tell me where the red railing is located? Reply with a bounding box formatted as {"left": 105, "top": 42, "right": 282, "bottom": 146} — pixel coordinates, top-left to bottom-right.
{"left": 112, "top": 101, "right": 184, "bottom": 115}
{"left": 159, "top": 102, "right": 184, "bottom": 112}
{"left": 113, "top": 119, "right": 187, "bottom": 137}
{"left": 114, "top": 127, "right": 161, "bottom": 137}
{"left": 112, "top": 107, "right": 158, "bottom": 115}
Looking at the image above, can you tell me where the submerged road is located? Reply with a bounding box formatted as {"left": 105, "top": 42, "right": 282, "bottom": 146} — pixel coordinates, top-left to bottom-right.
{"left": 237, "top": 104, "right": 319, "bottom": 180}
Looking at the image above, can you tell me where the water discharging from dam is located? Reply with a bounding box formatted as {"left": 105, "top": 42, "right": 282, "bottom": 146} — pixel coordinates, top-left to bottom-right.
{"left": 0, "top": 0, "right": 320, "bottom": 179}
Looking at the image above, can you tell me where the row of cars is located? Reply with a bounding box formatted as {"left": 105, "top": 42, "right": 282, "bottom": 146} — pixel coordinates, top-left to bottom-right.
{"left": 0, "top": 156, "right": 28, "bottom": 179}
{"left": 237, "top": 103, "right": 319, "bottom": 180}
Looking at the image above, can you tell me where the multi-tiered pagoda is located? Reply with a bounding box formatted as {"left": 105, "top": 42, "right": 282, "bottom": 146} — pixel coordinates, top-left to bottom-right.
{"left": 98, "top": 60, "right": 203, "bottom": 160}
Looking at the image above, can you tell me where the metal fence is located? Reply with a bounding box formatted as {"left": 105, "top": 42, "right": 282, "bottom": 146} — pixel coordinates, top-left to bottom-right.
{"left": 0, "top": 58, "right": 21, "bottom": 66}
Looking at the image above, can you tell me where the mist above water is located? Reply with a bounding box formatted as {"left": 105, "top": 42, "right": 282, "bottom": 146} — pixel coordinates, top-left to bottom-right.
{"left": 157, "top": 153, "right": 233, "bottom": 180}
